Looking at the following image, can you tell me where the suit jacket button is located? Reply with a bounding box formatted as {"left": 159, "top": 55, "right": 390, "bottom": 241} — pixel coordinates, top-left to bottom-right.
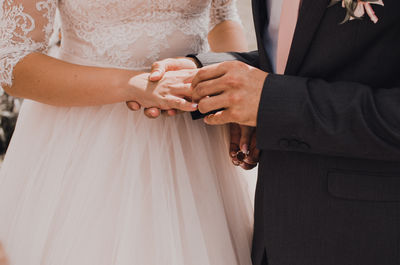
{"left": 289, "top": 140, "right": 300, "bottom": 149}
{"left": 279, "top": 139, "right": 290, "bottom": 149}
{"left": 300, "top": 142, "right": 311, "bottom": 150}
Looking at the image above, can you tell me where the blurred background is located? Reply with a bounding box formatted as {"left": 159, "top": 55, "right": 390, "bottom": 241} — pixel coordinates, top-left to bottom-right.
{"left": 0, "top": 0, "right": 257, "bottom": 157}
{"left": 238, "top": 0, "right": 257, "bottom": 50}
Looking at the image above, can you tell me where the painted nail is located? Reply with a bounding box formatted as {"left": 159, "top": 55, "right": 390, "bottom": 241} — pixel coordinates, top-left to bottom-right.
{"left": 150, "top": 71, "right": 160, "bottom": 78}
{"left": 241, "top": 144, "right": 249, "bottom": 155}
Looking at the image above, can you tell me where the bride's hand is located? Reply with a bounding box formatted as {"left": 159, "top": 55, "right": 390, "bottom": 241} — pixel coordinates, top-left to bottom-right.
{"left": 127, "top": 57, "right": 199, "bottom": 118}
{"left": 127, "top": 69, "right": 199, "bottom": 112}
{"left": 149, "top": 57, "right": 199, "bottom": 82}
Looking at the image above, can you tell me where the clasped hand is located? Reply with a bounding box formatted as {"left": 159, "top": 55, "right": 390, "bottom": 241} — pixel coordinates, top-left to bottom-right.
{"left": 126, "top": 67, "right": 199, "bottom": 113}
{"left": 127, "top": 58, "right": 267, "bottom": 170}
{"left": 129, "top": 58, "right": 267, "bottom": 127}
{"left": 126, "top": 58, "right": 200, "bottom": 116}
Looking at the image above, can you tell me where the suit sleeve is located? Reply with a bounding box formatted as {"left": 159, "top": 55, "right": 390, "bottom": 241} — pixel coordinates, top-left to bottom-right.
{"left": 257, "top": 74, "right": 400, "bottom": 162}
{"left": 194, "top": 50, "right": 261, "bottom": 68}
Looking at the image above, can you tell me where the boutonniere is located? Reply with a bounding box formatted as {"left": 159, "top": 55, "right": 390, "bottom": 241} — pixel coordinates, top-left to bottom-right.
{"left": 329, "top": 0, "right": 384, "bottom": 24}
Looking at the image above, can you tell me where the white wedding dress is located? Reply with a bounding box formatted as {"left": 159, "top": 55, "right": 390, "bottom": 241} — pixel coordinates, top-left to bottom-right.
{"left": 0, "top": 0, "right": 254, "bottom": 264}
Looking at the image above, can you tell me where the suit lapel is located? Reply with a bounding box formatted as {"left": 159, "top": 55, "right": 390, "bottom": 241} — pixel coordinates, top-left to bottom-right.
{"left": 252, "top": 0, "right": 272, "bottom": 70}
{"left": 285, "top": 0, "right": 330, "bottom": 75}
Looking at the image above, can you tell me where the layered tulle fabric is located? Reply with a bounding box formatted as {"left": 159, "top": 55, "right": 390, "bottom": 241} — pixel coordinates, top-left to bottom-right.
{"left": 0, "top": 0, "right": 254, "bottom": 264}
{"left": 0, "top": 101, "right": 253, "bottom": 265}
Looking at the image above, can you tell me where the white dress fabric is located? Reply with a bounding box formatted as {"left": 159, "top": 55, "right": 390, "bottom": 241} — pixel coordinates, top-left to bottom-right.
{"left": 0, "top": 1, "right": 254, "bottom": 265}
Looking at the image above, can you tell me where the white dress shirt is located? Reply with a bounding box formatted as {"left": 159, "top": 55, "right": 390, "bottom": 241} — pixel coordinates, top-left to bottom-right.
{"left": 264, "top": 0, "right": 284, "bottom": 72}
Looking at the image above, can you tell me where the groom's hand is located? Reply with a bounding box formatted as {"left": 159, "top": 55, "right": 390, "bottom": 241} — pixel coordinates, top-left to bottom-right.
{"left": 126, "top": 57, "right": 200, "bottom": 118}
{"left": 230, "top": 124, "right": 260, "bottom": 170}
{"left": 192, "top": 61, "right": 268, "bottom": 127}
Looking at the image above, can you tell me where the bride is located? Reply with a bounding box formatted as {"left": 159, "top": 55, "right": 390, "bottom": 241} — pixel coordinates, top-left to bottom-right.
{"left": 0, "top": 0, "right": 254, "bottom": 264}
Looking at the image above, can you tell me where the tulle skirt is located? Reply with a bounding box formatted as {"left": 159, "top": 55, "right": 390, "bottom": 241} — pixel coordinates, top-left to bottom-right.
{"left": 0, "top": 100, "right": 253, "bottom": 265}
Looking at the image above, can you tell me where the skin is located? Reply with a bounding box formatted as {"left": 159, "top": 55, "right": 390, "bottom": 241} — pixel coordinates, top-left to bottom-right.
{"left": 3, "top": 53, "right": 198, "bottom": 112}
{"left": 138, "top": 58, "right": 262, "bottom": 169}
{"left": 191, "top": 60, "right": 267, "bottom": 168}
{"left": 126, "top": 21, "right": 261, "bottom": 169}
{"left": 229, "top": 123, "right": 260, "bottom": 170}
{"left": 192, "top": 60, "right": 268, "bottom": 127}
{"left": 127, "top": 20, "right": 248, "bottom": 116}
{"left": 0, "top": 243, "right": 8, "bottom": 265}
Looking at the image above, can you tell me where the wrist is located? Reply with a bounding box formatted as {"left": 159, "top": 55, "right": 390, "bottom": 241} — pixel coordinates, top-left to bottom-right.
{"left": 112, "top": 69, "right": 147, "bottom": 102}
{"left": 186, "top": 55, "right": 203, "bottom": 68}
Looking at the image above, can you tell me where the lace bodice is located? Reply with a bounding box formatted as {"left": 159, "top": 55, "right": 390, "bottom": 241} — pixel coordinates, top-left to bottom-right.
{"left": 0, "top": 0, "right": 240, "bottom": 90}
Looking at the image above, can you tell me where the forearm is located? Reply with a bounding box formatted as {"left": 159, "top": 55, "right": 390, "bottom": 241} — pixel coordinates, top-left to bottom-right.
{"left": 208, "top": 20, "right": 248, "bottom": 53}
{"left": 4, "top": 53, "right": 143, "bottom": 107}
{"left": 195, "top": 21, "right": 260, "bottom": 68}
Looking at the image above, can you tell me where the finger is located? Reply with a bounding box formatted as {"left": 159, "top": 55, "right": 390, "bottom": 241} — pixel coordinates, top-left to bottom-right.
{"left": 239, "top": 126, "right": 254, "bottom": 155}
{"left": 163, "top": 110, "right": 183, "bottom": 116}
{"left": 204, "top": 110, "right": 231, "bottom": 125}
{"left": 168, "top": 83, "right": 193, "bottom": 98}
{"left": 244, "top": 148, "right": 260, "bottom": 165}
{"left": 149, "top": 59, "right": 170, "bottom": 82}
{"left": 167, "top": 109, "right": 178, "bottom": 116}
{"left": 240, "top": 162, "right": 258, "bottom": 170}
{"left": 244, "top": 133, "right": 260, "bottom": 164}
{"left": 192, "top": 78, "right": 225, "bottom": 102}
{"left": 149, "top": 70, "right": 163, "bottom": 82}
{"left": 167, "top": 97, "right": 198, "bottom": 112}
{"left": 150, "top": 58, "right": 197, "bottom": 82}
{"left": 126, "top": 101, "right": 141, "bottom": 111}
{"left": 198, "top": 94, "right": 228, "bottom": 114}
{"left": 144, "top": 108, "right": 161, "bottom": 119}
{"left": 182, "top": 69, "right": 199, "bottom": 84}
{"left": 191, "top": 63, "right": 227, "bottom": 88}
{"left": 230, "top": 149, "right": 238, "bottom": 158}
{"left": 230, "top": 123, "right": 241, "bottom": 158}
{"left": 232, "top": 157, "right": 241, "bottom": 166}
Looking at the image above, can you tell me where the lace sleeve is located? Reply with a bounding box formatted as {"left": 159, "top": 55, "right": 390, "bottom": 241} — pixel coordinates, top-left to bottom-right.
{"left": 209, "top": 0, "right": 241, "bottom": 30}
{"left": 0, "top": 0, "right": 57, "bottom": 90}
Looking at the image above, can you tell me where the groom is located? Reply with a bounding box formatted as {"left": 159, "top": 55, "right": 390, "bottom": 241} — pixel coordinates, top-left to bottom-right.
{"left": 129, "top": 0, "right": 400, "bottom": 264}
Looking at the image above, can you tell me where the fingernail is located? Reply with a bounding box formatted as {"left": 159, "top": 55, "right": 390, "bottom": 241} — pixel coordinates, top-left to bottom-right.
{"left": 150, "top": 71, "right": 160, "bottom": 79}
{"left": 191, "top": 103, "right": 198, "bottom": 109}
{"left": 204, "top": 115, "right": 213, "bottom": 124}
{"left": 241, "top": 144, "right": 249, "bottom": 155}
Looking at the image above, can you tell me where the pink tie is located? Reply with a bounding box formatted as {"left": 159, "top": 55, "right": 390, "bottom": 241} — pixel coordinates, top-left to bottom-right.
{"left": 276, "top": 0, "right": 302, "bottom": 74}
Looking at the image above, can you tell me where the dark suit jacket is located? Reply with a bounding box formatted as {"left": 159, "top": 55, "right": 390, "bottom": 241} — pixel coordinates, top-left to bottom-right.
{"left": 196, "top": 0, "right": 400, "bottom": 264}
